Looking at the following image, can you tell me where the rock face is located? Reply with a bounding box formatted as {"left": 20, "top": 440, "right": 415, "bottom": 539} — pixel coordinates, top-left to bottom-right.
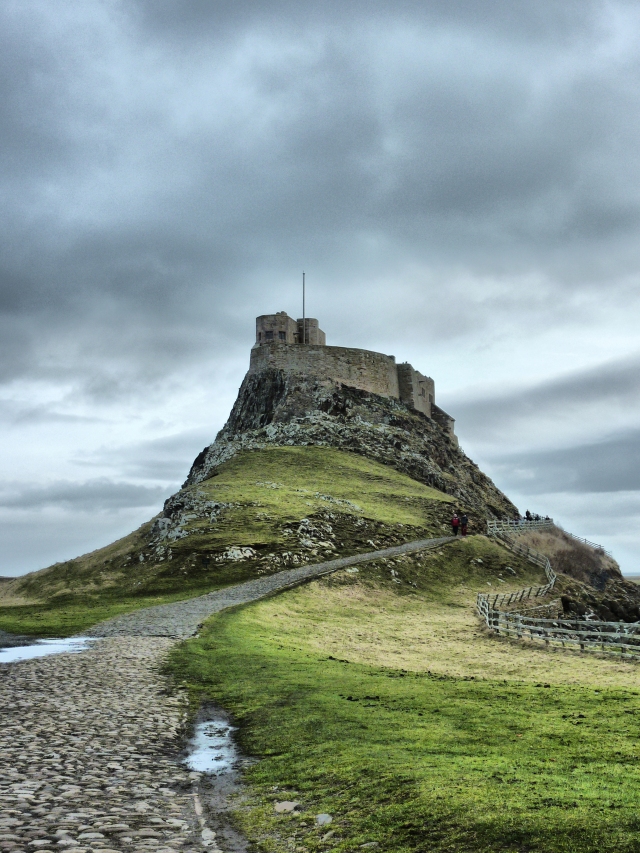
{"left": 184, "top": 369, "right": 518, "bottom": 519}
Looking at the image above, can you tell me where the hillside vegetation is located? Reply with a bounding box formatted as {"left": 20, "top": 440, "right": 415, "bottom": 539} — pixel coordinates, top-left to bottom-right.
{"left": 172, "top": 536, "right": 640, "bottom": 853}
{"left": 515, "top": 526, "right": 640, "bottom": 622}
{"left": 0, "top": 447, "right": 456, "bottom": 635}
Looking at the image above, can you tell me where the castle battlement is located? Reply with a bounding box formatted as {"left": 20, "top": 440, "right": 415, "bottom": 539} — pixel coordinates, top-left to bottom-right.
{"left": 250, "top": 312, "right": 456, "bottom": 442}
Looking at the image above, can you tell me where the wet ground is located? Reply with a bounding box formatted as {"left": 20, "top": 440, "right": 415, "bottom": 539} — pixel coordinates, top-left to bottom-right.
{"left": 0, "top": 636, "right": 94, "bottom": 664}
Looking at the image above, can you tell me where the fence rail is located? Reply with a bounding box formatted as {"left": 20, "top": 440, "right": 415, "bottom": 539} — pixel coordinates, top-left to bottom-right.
{"left": 561, "top": 530, "right": 612, "bottom": 557}
{"left": 486, "top": 517, "right": 612, "bottom": 557}
{"left": 478, "top": 520, "right": 639, "bottom": 660}
{"left": 486, "top": 518, "right": 554, "bottom": 534}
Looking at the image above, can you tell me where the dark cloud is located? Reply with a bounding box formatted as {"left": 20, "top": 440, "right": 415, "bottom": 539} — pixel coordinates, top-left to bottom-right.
{"left": 2, "top": 1, "right": 640, "bottom": 573}
{"left": 75, "top": 429, "right": 215, "bottom": 482}
{"left": 0, "top": 479, "right": 168, "bottom": 512}
{"left": 490, "top": 429, "right": 640, "bottom": 494}
{"left": 1, "top": 0, "right": 640, "bottom": 399}
{"left": 453, "top": 354, "right": 640, "bottom": 442}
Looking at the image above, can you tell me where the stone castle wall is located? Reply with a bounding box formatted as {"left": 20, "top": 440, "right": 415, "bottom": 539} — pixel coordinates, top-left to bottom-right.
{"left": 249, "top": 312, "right": 456, "bottom": 442}
{"left": 397, "top": 363, "right": 435, "bottom": 418}
{"left": 249, "top": 342, "right": 400, "bottom": 398}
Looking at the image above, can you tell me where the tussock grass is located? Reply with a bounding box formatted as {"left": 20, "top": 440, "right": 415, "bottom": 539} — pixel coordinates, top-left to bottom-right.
{"left": 171, "top": 537, "right": 640, "bottom": 853}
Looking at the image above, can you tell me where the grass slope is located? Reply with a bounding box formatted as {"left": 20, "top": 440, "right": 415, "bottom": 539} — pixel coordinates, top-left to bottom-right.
{"left": 171, "top": 537, "right": 640, "bottom": 853}
{"left": 0, "top": 447, "right": 454, "bottom": 636}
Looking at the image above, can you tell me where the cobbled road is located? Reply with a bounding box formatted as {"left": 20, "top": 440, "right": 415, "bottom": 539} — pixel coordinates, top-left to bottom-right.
{"left": 0, "top": 537, "right": 452, "bottom": 853}
{"left": 89, "top": 537, "right": 454, "bottom": 638}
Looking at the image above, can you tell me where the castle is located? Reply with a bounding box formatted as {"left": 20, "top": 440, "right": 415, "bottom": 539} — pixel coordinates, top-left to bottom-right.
{"left": 251, "top": 312, "right": 456, "bottom": 442}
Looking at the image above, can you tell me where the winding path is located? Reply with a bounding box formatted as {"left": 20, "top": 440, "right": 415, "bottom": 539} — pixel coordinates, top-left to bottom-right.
{"left": 88, "top": 536, "right": 454, "bottom": 638}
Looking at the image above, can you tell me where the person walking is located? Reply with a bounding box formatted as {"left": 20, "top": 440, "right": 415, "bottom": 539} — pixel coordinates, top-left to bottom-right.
{"left": 451, "top": 512, "right": 460, "bottom": 536}
{"left": 460, "top": 513, "right": 468, "bottom": 537}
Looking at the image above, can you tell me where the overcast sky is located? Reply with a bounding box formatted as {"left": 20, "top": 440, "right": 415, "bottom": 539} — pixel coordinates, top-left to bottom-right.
{"left": 2, "top": 0, "right": 640, "bottom": 576}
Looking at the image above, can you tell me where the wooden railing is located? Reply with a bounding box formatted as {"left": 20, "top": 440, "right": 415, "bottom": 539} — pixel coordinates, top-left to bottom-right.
{"left": 478, "top": 520, "right": 639, "bottom": 659}
{"left": 560, "top": 530, "right": 612, "bottom": 557}
{"left": 486, "top": 518, "right": 554, "bottom": 534}
{"left": 486, "top": 517, "right": 612, "bottom": 557}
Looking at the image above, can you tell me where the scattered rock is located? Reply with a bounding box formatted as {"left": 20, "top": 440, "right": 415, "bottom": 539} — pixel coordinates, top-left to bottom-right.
{"left": 315, "top": 813, "right": 332, "bottom": 826}
{"left": 275, "top": 801, "right": 301, "bottom": 813}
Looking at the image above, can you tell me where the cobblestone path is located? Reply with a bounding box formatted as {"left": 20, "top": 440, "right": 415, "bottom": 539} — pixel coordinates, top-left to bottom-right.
{"left": 89, "top": 536, "right": 453, "bottom": 638}
{"left": 0, "top": 536, "right": 452, "bottom": 853}
{"left": 0, "top": 637, "right": 230, "bottom": 852}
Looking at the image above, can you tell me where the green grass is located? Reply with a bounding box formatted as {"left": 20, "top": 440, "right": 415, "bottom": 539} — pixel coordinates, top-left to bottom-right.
{"left": 0, "top": 590, "right": 206, "bottom": 637}
{"left": 0, "top": 447, "right": 455, "bottom": 636}
{"left": 195, "top": 445, "right": 454, "bottom": 536}
{"left": 170, "top": 538, "right": 640, "bottom": 853}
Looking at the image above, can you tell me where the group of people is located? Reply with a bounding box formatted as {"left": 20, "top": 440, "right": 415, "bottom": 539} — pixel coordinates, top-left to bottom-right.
{"left": 524, "top": 510, "right": 550, "bottom": 522}
{"left": 451, "top": 512, "right": 468, "bottom": 536}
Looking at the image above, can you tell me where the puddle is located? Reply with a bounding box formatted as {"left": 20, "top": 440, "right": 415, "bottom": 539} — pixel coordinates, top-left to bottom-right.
{"left": 185, "top": 716, "right": 240, "bottom": 775}
{"left": 0, "top": 636, "right": 94, "bottom": 664}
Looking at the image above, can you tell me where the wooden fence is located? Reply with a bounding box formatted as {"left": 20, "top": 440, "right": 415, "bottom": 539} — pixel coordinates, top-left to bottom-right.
{"left": 478, "top": 519, "right": 640, "bottom": 660}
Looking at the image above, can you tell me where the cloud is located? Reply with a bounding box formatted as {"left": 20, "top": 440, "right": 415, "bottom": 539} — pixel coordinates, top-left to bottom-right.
{"left": 453, "top": 354, "right": 640, "bottom": 448}
{"left": 2, "top": 1, "right": 640, "bottom": 574}
{"left": 2, "top": 0, "right": 640, "bottom": 399}
{"left": 75, "top": 428, "right": 215, "bottom": 482}
{"left": 0, "top": 479, "right": 169, "bottom": 513}
{"left": 488, "top": 429, "right": 640, "bottom": 495}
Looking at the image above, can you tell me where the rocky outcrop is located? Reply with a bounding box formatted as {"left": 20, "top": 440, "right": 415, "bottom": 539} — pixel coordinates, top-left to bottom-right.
{"left": 184, "top": 369, "right": 518, "bottom": 519}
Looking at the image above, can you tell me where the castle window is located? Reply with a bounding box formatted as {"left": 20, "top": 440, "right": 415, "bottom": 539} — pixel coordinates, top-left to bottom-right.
{"left": 265, "top": 331, "right": 274, "bottom": 340}
{"left": 278, "top": 331, "right": 286, "bottom": 341}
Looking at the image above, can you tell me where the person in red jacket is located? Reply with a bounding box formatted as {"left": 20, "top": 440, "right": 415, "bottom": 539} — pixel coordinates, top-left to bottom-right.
{"left": 451, "top": 512, "right": 460, "bottom": 536}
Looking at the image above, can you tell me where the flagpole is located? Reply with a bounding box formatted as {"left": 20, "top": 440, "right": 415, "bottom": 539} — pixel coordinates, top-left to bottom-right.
{"left": 302, "top": 271, "right": 305, "bottom": 344}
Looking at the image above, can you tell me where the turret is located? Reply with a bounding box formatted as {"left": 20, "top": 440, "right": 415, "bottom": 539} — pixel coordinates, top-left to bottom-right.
{"left": 254, "top": 312, "right": 326, "bottom": 346}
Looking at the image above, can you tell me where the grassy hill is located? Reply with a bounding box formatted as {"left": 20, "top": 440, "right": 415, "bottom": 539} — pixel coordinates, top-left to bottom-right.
{"left": 171, "top": 537, "right": 640, "bottom": 853}
{"left": 0, "top": 446, "right": 458, "bottom": 635}
{"left": 3, "top": 440, "right": 638, "bottom": 852}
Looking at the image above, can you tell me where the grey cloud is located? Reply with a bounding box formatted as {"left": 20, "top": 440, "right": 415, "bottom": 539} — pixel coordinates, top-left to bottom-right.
{"left": 132, "top": 1, "right": 606, "bottom": 44}
{"left": 453, "top": 355, "right": 640, "bottom": 441}
{"left": 75, "top": 429, "right": 215, "bottom": 482}
{"left": 3, "top": 0, "right": 640, "bottom": 574}
{"left": 0, "top": 400, "right": 106, "bottom": 427}
{"left": 2, "top": 0, "right": 640, "bottom": 397}
{"left": 490, "top": 429, "right": 640, "bottom": 495}
{"left": 0, "top": 479, "right": 169, "bottom": 512}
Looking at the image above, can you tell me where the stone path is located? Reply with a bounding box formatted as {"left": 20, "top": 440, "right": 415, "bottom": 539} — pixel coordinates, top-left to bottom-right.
{"left": 0, "top": 536, "right": 452, "bottom": 853}
{"left": 89, "top": 536, "right": 454, "bottom": 638}
{"left": 0, "top": 637, "right": 227, "bottom": 853}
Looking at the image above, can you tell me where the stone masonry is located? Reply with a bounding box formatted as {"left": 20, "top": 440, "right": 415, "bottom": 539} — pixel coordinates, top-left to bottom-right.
{"left": 251, "top": 312, "right": 456, "bottom": 440}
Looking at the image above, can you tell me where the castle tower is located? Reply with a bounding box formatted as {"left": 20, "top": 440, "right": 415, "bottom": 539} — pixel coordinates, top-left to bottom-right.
{"left": 249, "top": 311, "right": 456, "bottom": 443}
{"left": 296, "top": 317, "right": 326, "bottom": 346}
{"left": 255, "top": 312, "right": 299, "bottom": 345}
{"left": 255, "top": 312, "right": 326, "bottom": 346}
